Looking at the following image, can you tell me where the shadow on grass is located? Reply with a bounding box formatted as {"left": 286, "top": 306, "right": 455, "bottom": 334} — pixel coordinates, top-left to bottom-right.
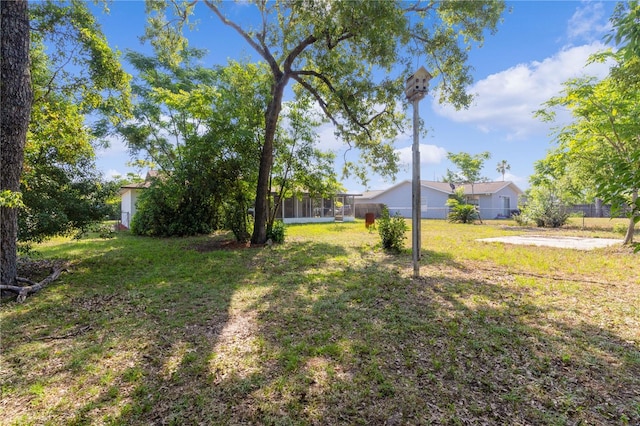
{"left": 2, "top": 233, "right": 638, "bottom": 425}
{"left": 1, "top": 234, "right": 351, "bottom": 425}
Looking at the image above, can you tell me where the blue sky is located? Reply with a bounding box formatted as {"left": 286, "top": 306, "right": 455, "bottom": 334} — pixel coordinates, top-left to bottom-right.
{"left": 93, "top": 0, "right": 618, "bottom": 193}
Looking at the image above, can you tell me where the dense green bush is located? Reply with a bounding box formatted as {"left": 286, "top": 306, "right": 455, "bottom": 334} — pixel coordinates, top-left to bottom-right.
{"left": 520, "top": 188, "right": 569, "bottom": 228}
{"left": 377, "top": 207, "right": 408, "bottom": 253}
{"left": 267, "top": 220, "right": 286, "bottom": 244}
{"left": 130, "top": 181, "right": 217, "bottom": 237}
{"left": 511, "top": 212, "right": 530, "bottom": 226}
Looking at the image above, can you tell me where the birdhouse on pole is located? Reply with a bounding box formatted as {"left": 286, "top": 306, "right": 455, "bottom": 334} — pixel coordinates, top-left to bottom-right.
{"left": 405, "top": 66, "right": 433, "bottom": 102}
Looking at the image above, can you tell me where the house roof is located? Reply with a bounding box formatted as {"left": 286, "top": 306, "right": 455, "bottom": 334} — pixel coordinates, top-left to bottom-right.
{"left": 424, "top": 180, "right": 523, "bottom": 195}
{"left": 359, "top": 190, "right": 385, "bottom": 199}
{"left": 119, "top": 170, "right": 159, "bottom": 193}
{"left": 356, "top": 180, "right": 523, "bottom": 200}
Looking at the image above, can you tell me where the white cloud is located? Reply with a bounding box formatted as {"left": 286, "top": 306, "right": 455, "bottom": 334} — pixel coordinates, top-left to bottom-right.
{"left": 315, "top": 122, "right": 343, "bottom": 151}
{"left": 567, "top": 2, "right": 611, "bottom": 42}
{"left": 396, "top": 144, "right": 448, "bottom": 166}
{"left": 432, "top": 42, "right": 612, "bottom": 139}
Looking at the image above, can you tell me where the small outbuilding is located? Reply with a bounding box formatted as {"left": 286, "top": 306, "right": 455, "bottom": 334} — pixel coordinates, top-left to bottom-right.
{"left": 119, "top": 171, "right": 158, "bottom": 229}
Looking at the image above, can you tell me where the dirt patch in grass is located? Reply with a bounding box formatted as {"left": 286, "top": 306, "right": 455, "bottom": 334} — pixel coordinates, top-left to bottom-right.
{"left": 16, "top": 258, "right": 65, "bottom": 282}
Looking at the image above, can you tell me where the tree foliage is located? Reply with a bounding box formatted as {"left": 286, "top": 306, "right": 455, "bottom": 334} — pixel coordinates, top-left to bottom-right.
{"left": 19, "top": 40, "right": 123, "bottom": 246}
{"left": 519, "top": 187, "right": 570, "bottom": 228}
{"left": 536, "top": 52, "right": 640, "bottom": 244}
{"left": 143, "top": 0, "right": 506, "bottom": 243}
{"left": 2, "top": 0, "right": 131, "bottom": 287}
{"left": 605, "top": 1, "right": 640, "bottom": 60}
{"left": 121, "top": 51, "right": 265, "bottom": 240}
{"left": 445, "top": 151, "right": 491, "bottom": 197}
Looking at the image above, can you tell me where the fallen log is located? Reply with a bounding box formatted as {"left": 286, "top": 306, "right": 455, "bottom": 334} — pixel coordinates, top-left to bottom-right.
{"left": 0, "top": 264, "right": 67, "bottom": 303}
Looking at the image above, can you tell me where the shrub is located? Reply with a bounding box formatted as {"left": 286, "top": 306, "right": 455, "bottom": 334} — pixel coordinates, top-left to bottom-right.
{"left": 447, "top": 200, "right": 479, "bottom": 224}
{"left": 268, "top": 220, "right": 286, "bottom": 244}
{"left": 511, "top": 212, "right": 530, "bottom": 226}
{"left": 224, "top": 194, "right": 253, "bottom": 243}
{"left": 520, "top": 189, "right": 569, "bottom": 228}
{"left": 130, "top": 181, "right": 216, "bottom": 237}
{"left": 377, "top": 207, "right": 408, "bottom": 253}
{"left": 613, "top": 222, "right": 628, "bottom": 234}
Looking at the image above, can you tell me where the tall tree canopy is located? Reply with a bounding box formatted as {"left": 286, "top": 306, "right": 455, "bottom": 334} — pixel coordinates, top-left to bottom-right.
{"left": 120, "top": 48, "right": 338, "bottom": 240}
{"left": 536, "top": 53, "right": 640, "bottom": 245}
{"left": 1, "top": 0, "right": 130, "bottom": 288}
{"left": 532, "top": 3, "right": 640, "bottom": 246}
{"left": 145, "top": 0, "right": 506, "bottom": 243}
{"left": 120, "top": 49, "right": 268, "bottom": 239}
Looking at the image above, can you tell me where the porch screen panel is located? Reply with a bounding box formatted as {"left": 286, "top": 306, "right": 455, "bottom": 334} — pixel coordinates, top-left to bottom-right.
{"left": 300, "top": 196, "right": 312, "bottom": 218}
{"left": 283, "top": 197, "right": 295, "bottom": 218}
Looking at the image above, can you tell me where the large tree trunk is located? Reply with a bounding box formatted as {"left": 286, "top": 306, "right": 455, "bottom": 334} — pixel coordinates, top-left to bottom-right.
{"left": 1, "top": 0, "right": 32, "bottom": 286}
{"left": 623, "top": 189, "right": 637, "bottom": 245}
{"left": 251, "top": 76, "right": 287, "bottom": 245}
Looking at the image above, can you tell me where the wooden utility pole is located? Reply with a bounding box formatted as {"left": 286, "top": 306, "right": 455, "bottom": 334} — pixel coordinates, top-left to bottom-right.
{"left": 405, "top": 67, "right": 432, "bottom": 278}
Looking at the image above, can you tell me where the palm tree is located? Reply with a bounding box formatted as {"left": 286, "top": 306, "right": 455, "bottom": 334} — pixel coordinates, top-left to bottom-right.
{"left": 496, "top": 160, "right": 511, "bottom": 181}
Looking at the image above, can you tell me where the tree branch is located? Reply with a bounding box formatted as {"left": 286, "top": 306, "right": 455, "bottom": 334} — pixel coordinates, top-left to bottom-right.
{"left": 203, "top": 0, "right": 282, "bottom": 77}
{"left": 404, "top": 0, "right": 437, "bottom": 13}
{"left": 283, "top": 34, "right": 317, "bottom": 73}
{"left": 0, "top": 264, "right": 68, "bottom": 303}
{"left": 291, "top": 70, "right": 394, "bottom": 140}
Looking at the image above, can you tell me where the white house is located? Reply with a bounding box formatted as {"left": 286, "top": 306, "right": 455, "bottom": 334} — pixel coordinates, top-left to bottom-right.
{"left": 119, "top": 171, "right": 157, "bottom": 229}
{"left": 355, "top": 180, "right": 523, "bottom": 219}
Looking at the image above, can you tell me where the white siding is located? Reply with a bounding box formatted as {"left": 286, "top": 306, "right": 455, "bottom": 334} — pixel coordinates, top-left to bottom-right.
{"left": 120, "top": 189, "right": 141, "bottom": 229}
{"left": 355, "top": 181, "right": 452, "bottom": 219}
{"left": 423, "top": 188, "right": 450, "bottom": 219}
{"left": 483, "top": 186, "right": 519, "bottom": 219}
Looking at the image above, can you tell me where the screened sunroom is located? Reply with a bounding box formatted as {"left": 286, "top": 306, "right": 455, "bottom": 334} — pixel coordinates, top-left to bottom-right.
{"left": 272, "top": 193, "right": 359, "bottom": 224}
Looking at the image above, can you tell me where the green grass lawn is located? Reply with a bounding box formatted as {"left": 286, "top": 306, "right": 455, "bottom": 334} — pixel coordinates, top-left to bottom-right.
{"left": 2, "top": 219, "right": 639, "bottom": 425}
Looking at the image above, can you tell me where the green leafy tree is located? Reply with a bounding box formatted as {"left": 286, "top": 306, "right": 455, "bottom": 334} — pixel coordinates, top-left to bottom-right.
{"left": 121, "top": 51, "right": 265, "bottom": 240}
{"left": 536, "top": 52, "right": 640, "bottom": 245}
{"left": 519, "top": 187, "right": 570, "bottom": 228}
{"left": 2, "top": 0, "right": 130, "bottom": 294}
{"left": 445, "top": 151, "right": 492, "bottom": 200}
{"left": 605, "top": 1, "right": 640, "bottom": 60}
{"left": 144, "top": 0, "right": 506, "bottom": 244}
{"left": 496, "top": 159, "right": 510, "bottom": 181}
{"left": 529, "top": 148, "right": 598, "bottom": 207}
{"left": 19, "top": 43, "right": 123, "bottom": 247}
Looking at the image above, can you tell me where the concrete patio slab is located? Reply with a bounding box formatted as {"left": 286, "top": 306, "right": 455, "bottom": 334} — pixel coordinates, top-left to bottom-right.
{"left": 477, "top": 235, "right": 622, "bottom": 250}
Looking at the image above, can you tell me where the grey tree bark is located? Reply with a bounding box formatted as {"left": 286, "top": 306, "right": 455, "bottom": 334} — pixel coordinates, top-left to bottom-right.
{"left": 1, "top": 0, "right": 32, "bottom": 286}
